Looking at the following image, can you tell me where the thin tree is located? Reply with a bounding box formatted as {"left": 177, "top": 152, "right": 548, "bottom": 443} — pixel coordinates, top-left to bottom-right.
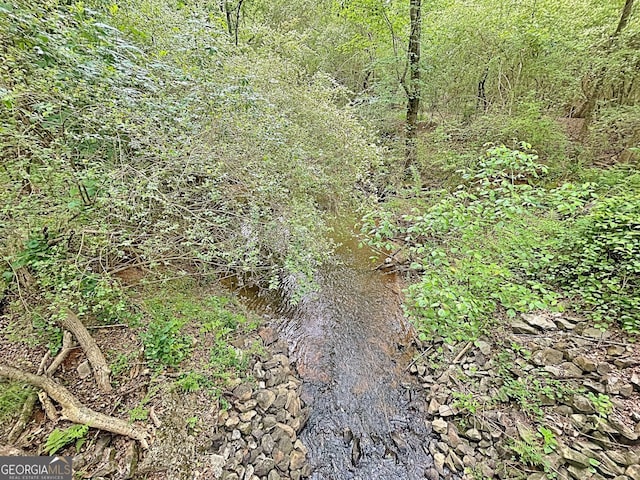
{"left": 403, "top": 0, "right": 422, "bottom": 172}
{"left": 578, "top": 0, "right": 635, "bottom": 133}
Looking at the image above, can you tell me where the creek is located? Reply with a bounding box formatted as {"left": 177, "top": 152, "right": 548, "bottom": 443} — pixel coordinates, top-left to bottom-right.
{"left": 246, "top": 223, "right": 436, "bottom": 479}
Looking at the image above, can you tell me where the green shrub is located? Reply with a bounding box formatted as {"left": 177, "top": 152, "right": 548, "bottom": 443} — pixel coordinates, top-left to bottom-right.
{"left": 363, "top": 145, "right": 562, "bottom": 341}
{"left": 540, "top": 192, "right": 640, "bottom": 331}
{"left": 141, "top": 316, "right": 192, "bottom": 368}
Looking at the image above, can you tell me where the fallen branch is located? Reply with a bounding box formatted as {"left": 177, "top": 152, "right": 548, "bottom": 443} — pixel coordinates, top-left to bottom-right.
{"left": 46, "top": 330, "right": 75, "bottom": 376}
{"left": 0, "top": 364, "right": 148, "bottom": 449}
{"left": 60, "top": 310, "right": 112, "bottom": 392}
{"left": 404, "top": 346, "right": 434, "bottom": 372}
{"left": 453, "top": 341, "right": 473, "bottom": 364}
{"left": 7, "top": 391, "right": 37, "bottom": 443}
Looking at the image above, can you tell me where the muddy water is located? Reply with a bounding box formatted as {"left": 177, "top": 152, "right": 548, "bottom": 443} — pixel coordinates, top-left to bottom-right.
{"left": 246, "top": 225, "right": 436, "bottom": 479}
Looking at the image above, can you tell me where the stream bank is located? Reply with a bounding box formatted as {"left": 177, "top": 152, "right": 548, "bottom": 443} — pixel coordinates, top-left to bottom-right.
{"left": 409, "top": 312, "right": 640, "bottom": 480}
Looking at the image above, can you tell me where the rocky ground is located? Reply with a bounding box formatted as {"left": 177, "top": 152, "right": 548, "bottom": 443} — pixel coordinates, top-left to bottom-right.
{"left": 0, "top": 315, "right": 311, "bottom": 480}
{"left": 3, "top": 296, "right": 640, "bottom": 480}
{"left": 410, "top": 312, "right": 640, "bottom": 480}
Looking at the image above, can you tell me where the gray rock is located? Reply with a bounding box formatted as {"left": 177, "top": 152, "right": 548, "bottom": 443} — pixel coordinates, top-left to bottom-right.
{"left": 573, "top": 356, "right": 597, "bottom": 372}
{"left": 522, "top": 313, "right": 557, "bottom": 331}
{"left": 432, "top": 418, "right": 448, "bottom": 435}
{"left": 267, "top": 470, "right": 281, "bottom": 480}
{"left": 627, "top": 465, "right": 640, "bottom": 480}
{"left": 237, "top": 399, "right": 258, "bottom": 413}
{"left": 446, "top": 450, "right": 463, "bottom": 472}
{"left": 254, "top": 458, "right": 276, "bottom": 477}
{"left": 560, "top": 445, "right": 591, "bottom": 468}
{"left": 77, "top": 360, "right": 92, "bottom": 379}
{"left": 556, "top": 318, "right": 577, "bottom": 330}
{"left": 583, "top": 379, "right": 606, "bottom": 394}
{"left": 261, "top": 434, "right": 275, "bottom": 455}
{"left": 567, "top": 465, "right": 590, "bottom": 479}
{"left": 289, "top": 449, "right": 306, "bottom": 470}
{"left": 237, "top": 422, "right": 252, "bottom": 435}
{"left": 597, "top": 362, "right": 613, "bottom": 375}
{"left": 434, "top": 452, "right": 446, "bottom": 474}
{"left": 607, "top": 345, "right": 626, "bottom": 356}
{"left": 233, "top": 384, "right": 253, "bottom": 402}
{"left": 583, "top": 328, "right": 611, "bottom": 340}
{"left": 608, "top": 418, "right": 638, "bottom": 441}
{"left": 532, "top": 348, "right": 564, "bottom": 366}
{"left": 277, "top": 436, "right": 294, "bottom": 456}
{"left": 438, "top": 405, "right": 457, "bottom": 417}
{"left": 475, "top": 340, "right": 492, "bottom": 356}
{"left": 425, "top": 468, "right": 439, "bottom": 480}
{"left": 511, "top": 319, "right": 539, "bottom": 335}
{"left": 446, "top": 424, "right": 461, "bottom": 448}
{"left": 428, "top": 398, "right": 441, "bottom": 415}
{"left": 528, "top": 474, "right": 547, "bottom": 480}
{"left": 569, "top": 395, "right": 596, "bottom": 414}
{"left": 240, "top": 410, "right": 257, "bottom": 422}
{"left": 570, "top": 413, "right": 587, "bottom": 429}
{"left": 463, "top": 454, "right": 476, "bottom": 468}
{"left": 464, "top": 429, "right": 482, "bottom": 442}
{"left": 263, "top": 415, "right": 277, "bottom": 429}
{"left": 255, "top": 390, "right": 277, "bottom": 411}
{"left": 606, "top": 450, "right": 629, "bottom": 466}
{"left": 614, "top": 357, "right": 639, "bottom": 369}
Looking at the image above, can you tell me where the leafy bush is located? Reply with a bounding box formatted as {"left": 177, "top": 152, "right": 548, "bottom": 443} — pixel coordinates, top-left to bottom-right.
{"left": 0, "top": 382, "right": 33, "bottom": 422}
{"left": 0, "top": 0, "right": 383, "bottom": 341}
{"left": 363, "top": 144, "right": 639, "bottom": 339}
{"left": 539, "top": 192, "right": 640, "bottom": 330}
{"left": 363, "top": 145, "right": 562, "bottom": 341}
{"left": 141, "top": 316, "right": 192, "bottom": 369}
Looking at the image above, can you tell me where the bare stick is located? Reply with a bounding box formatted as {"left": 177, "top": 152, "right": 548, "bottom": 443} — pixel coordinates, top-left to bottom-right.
{"left": 404, "top": 346, "right": 434, "bottom": 372}
{"left": 46, "top": 331, "right": 75, "bottom": 376}
{"left": 453, "top": 342, "right": 473, "bottom": 364}
{"left": 0, "top": 364, "right": 148, "bottom": 448}
{"left": 59, "top": 310, "right": 112, "bottom": 392}
{"left": 36, "top": 352, "right": 51, "bottom": 375}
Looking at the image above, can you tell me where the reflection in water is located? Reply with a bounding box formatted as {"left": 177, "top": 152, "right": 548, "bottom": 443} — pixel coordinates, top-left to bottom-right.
{"left": 275, "top": 237, "right": 436, "bottom": 479}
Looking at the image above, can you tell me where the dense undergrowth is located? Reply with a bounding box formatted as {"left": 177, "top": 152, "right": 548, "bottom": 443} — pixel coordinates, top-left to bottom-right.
{"left": 0, "top": 0, "right": 383, "bottom": 352}
{"left": 363, "top": 143, "right": 640, "bottom": 341}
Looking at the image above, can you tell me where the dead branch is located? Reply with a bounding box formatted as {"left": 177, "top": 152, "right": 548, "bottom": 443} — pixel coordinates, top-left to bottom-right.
{"left": 36, "top": 351, "right": 51, "bottom": 375}
{"left": 46, "top": 330, "right": 75, "bottom": 376}
{"left": 60, "top": 310, "right": 112, "bottom": 392}
{"left": 38, "top": 391, "right": 59, "bottom": 422}
{"left": 0, "top": 364, "right": 149, "bottom": 449}
{"left": 7, "top": 390, "right": 37, "bottom": 443}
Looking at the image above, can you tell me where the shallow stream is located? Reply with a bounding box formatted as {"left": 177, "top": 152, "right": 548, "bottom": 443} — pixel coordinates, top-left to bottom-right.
{"left": 246, "top": 224, "right": 436, "bottom": 479}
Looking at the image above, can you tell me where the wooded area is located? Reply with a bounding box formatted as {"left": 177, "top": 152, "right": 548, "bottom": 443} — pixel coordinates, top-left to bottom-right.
{"left": 0, "top": 0, "right": 639, "bottom": 478}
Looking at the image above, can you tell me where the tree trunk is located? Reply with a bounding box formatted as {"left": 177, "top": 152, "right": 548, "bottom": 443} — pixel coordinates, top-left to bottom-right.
{"left": 477, "top": 67, "right": 489, "bottom": 112}
{"left": 578, "top": 0, "right": 635, "bottom": 133}
{"left": 404, "top": 0, "right": 422, "bottom": 173}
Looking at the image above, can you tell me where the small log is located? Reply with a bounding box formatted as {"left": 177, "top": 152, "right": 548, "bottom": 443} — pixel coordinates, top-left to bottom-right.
{"left": 0, "top": 364, "right": 148, "bottom": 449}
{"left": 60, "top": 310, "right": 112, "bottom": 392}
